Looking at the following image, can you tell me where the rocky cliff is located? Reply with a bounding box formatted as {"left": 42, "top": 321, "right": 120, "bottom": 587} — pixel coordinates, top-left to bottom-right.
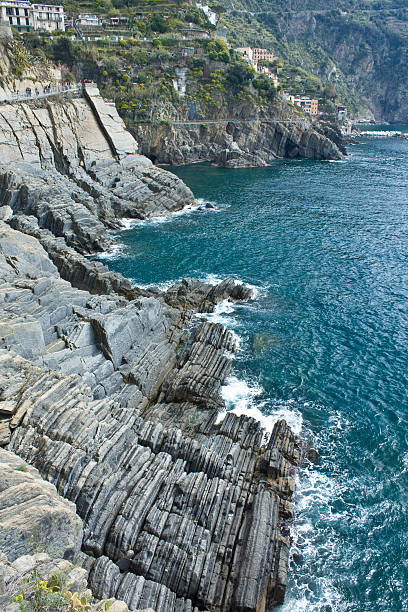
{"left": 132, "top": 116, "right": 343, "bottom": 167}
{"left": 0, "top": 215, "right": 303, "bottom": 612}
{"left": 278, "top": 9, "right": 408, "bottom": 122}
{"left": 0, "top": 86, "right": 195, "bottom": 255}
{"left": 0, "top": 55, "right": 304, "bottom": 611}
{"left": 217, "top": 0, "right": 408, "bottom": 122}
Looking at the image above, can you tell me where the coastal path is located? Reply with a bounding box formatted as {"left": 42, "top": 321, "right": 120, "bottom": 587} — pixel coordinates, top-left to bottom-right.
{"left": 0, "top": 83, "right": 82, "bottom": 105}
{"left": 170, "top": 118, "right": 310, "bottom": 127}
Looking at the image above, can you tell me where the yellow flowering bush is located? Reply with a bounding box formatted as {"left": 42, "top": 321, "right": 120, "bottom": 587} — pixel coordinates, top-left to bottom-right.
{"left": 13, "top": 572, "right": 92, "bottom": 611}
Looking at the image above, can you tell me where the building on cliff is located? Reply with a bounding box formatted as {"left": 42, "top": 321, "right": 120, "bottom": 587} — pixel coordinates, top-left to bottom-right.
{"left": 0, "top": 0, "right": 32, "bottom": 32}
{"left": 77, "top": 13, "right": 102, "bottom": 27}
{"left": 235, "top": 46, "right": 258, "bottom": 70}
{"left": 260, "top": 66, "right": 279, "bottom": 86}
{"left": 252, "top": 47, "right": 276, "bottom": 63}
{"left": 289, "top": 95, "right": 319, "bottom": 116}
{"left": 0, "top": 0, "right": 64, "bottom": 31}
{"left": 32, "top": 3, "right": 64, "bottom": 31}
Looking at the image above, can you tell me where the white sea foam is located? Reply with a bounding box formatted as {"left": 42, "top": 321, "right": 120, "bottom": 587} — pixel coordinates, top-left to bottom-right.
{"left": 119, "top": 199, "right": 217, "bottom": 230}
{"left": 216, "top": 376, "right": 303, "bottom": 436}
{"left": 200, "top": 273, "right": 225, "bottom": 286}
{"left": 280, "top": 467, "right": 349, "bottom": 612}
{"left": 279, "top": 586, "right": 348, "bottom": 612}
{"left": 195, "top": 298, "right": 238, "bottom": 329}
{"left": 131, "top": 278, "right": 178, "bottom": 292}
{"left": 119, "top": 218, "right": 137, "bottom": 230}
{"left": 96, "top": 242, "right": 124, "bottom": 260}
{"left": 217, "top": 375, "right": 263, "bottom": 417}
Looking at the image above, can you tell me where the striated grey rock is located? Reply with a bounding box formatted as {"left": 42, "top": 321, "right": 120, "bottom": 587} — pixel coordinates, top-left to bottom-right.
{"left": 5, "top": 339, "right": 301, "bottom": 611}
{"left": 0, "top": 65, "right": 303, "bottom": 612}
{"left": 0, "top": 449, "right": 83, "bottom": 562}
{"left": 0, "top": 207, "right": 303, "bottom": 612}
{"left": 163, "top": 277, "right": 252, "bottom": 313}
{"left": 0, "top": 91, "right": 195, "bottom": 254}
{"left": 8, "top": 214, "right": 135, "bottom": 297}
{"left": 131, "top": 117, "right": 344, "bottom": 167}
{"left": 0, "top": 218, "right": 304, "bottom": 610}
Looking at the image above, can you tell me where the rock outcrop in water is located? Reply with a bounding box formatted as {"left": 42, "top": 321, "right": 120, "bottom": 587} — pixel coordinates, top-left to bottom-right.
{"left": 0, "top": 62, "right": 303, "bottom": 610}
{"left": 0, "top": 218, "right": 302, "bottom": 611}
{"left": 131, "top": 115, "right": 344, "bottom": 168}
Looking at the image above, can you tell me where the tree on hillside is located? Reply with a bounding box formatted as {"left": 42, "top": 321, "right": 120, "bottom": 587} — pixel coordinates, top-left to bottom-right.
{"left": 225, "top": 62, "right": 254, "bottom": 91}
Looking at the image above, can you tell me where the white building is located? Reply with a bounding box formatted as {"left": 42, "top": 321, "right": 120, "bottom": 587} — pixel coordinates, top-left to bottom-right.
{"left": 260, "top": 66, "right": 279, "bottom": 86}
{"left": 77, "top": 13, "right": 102, "bottom": 27}
{"left": 235, "top": 47, "right": 258, "bottom": 71}
{"left": 32, "top": 3, "right": 64, "bottom": 31}
{"left": 0, "top": 0, "right": 33, "bottom": 32}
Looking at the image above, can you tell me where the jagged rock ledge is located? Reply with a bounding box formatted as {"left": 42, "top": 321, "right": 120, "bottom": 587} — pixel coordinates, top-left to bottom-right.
{"left": 0, "top": 83, "right": 305, "bottom": 611}
{"left": 131, "top": 117, "right": 345, "bottom": 168}
{"left": 0, "top": 213, "right": 304, "bottom": 611}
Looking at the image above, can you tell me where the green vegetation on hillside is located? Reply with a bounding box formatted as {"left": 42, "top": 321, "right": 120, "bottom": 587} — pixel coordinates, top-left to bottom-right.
{"left": 211, "top": 0, "right": 408, "bottom": 119}
{"left": 18, "top": 0, "right": 408, "bottom": 121}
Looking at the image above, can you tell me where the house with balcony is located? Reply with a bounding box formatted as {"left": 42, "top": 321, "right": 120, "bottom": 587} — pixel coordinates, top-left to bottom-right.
{"left": 0, "top": 0, "right": 33, "bottom": 32}
{"left": 32, "top": 3, "right": 64, "bottom": 31}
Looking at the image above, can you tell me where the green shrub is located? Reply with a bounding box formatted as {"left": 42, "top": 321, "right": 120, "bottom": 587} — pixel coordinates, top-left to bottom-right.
{"left": 14, "top": 572, "right": 91, "bottom": 611}
{"left": 14, "top": 465, "right": 28, "bottom": 472}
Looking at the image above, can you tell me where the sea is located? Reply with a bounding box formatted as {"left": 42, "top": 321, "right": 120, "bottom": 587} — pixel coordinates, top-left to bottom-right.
{"left": 97, "top": 133, "right": 408, "bottom": 612}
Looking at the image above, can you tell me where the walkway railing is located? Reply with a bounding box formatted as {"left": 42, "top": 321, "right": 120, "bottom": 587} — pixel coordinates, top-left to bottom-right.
{"left": 0, "top": 83, "right": 82, "bottom": 104}
{"left": 172, "top": 119, "right": 310, "bottom": 127}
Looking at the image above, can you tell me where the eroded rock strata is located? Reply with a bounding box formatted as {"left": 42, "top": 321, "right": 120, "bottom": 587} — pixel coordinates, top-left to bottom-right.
{"left": 131, "top": 116, "right": 344, "bottom": 168}
{"left": 0, "top": 86, "right": 303, "bottom": 611}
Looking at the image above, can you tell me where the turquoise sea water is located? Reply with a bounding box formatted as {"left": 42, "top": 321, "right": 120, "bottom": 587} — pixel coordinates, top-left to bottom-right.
{"left": 99, "top": 137, "right": 408, "bottom": 611}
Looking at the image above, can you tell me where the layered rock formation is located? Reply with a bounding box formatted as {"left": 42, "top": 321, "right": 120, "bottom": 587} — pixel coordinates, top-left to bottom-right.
{"left": 132, "top": 117, "right": 343, "bottom": 167}
{"left": 0, "top": 449, "right": 144, "bottom": 612}
{"left": 0, "top": 62, "right": 303, "bottom": 611}
{"left": 0, "top": 448, "right": 83, "bottom": 562}
{"left": 0, "top": 218, "right": 303, "bottom": 611}
{"left": 0, "top": 85, "right": 195, "bottom": 256}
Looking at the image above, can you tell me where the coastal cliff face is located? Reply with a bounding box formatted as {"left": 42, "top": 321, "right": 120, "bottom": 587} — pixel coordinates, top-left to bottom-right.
{"left": 0, "top": 63, "right": 304, "bottom": 611}
{"left": 216, "top": 0, "right": 408, "bottom": 122}
{"left": 279, "top": 9, "right": 408, "bottom": 123}
{"left": 0, "top": 25, "right": 61, "bottom": 102}
{"left": 0, "top": 87, "right": 195, "bottom": 255}
{"left": 132, "top": 117, "right": 343, "bottom": 167}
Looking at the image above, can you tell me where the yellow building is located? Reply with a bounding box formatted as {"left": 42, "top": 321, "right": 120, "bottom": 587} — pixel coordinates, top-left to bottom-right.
{"left": 290, "top": 96, "right": 319, "bottom": 116}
